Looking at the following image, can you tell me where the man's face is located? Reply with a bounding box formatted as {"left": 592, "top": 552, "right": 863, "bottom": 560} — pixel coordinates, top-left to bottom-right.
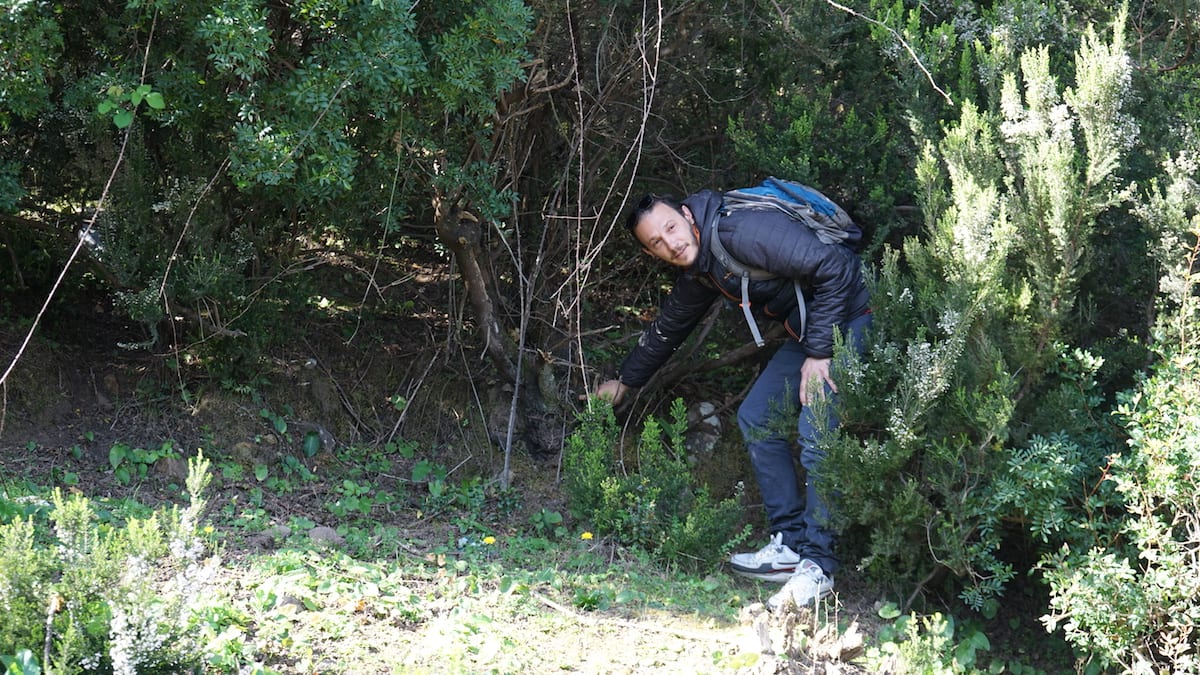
{"left": 633, "top": 202, "right": 699, "bottom": 267}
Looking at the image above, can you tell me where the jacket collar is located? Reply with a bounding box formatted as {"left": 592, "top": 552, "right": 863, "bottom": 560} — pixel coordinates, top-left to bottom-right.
{"left": 681, "top": 189, "right": 723, "bottom": 272}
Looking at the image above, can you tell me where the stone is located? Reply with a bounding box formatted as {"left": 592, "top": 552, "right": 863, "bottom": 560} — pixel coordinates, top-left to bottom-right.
{"left": 686, "top": 401, "right": 722, "bottom": 463}
{"left": 231, "top": 441, "right": 258, "bottom": 463}
{"left": 153, "top": 456, "right": 190, "bottom": 482}
{"left": 247, "top": 525, "right": 292, "bottom": 550}
{"left": 308, "top": 526, "right": 345, "bottom": 547}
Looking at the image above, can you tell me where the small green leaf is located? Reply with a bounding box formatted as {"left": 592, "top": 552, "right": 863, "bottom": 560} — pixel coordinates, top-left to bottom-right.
{"left": 98, "top": 100, "right": 116, "bottom": 114}
{"left": 273, "top": 416, "right": 287, "bottom": 434}
{"left": 878, "top": 601, "right": 902, "bottom": 620}
{"left": 145, "top": 92, "right": 165, "bottom": 109}
{"left": 131, "top": 84, "right": 151, "bottom": 106}
{"left": 303, "top": 431, "right": 321, "bottom": 456}
{"left": 113, "top": 110, "right": 134, "bottom": 128}
{"left": 109, "top": 445, "right": 127, "bottom": 468}
{"left": 254, "top": 464, "right": 269, "bottom": 481}
{"left": 1, "top": 648, "right": 40, "bottom": 675}
{"left": 411, "top": 460, "right": 433, "bottom": 482}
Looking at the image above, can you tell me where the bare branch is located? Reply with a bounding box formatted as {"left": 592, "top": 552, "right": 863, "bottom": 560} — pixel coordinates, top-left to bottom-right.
{"left": 819, "top": 0, "right": 954, "bottom": 106}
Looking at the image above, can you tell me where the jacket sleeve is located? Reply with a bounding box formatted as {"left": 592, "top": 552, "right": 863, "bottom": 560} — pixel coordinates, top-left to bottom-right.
{"left": 727, "top": 215, "right": 865, "bottom": 358}
{"left": 618, "top": 273, "right": 720, "bottom": 387}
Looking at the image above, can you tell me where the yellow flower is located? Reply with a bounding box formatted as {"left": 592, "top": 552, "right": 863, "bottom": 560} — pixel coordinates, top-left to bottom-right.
{"left": 581, "top": 531, "right": 593, "bottom": 541}
{"left": 202, "top": 525, "right": 214, "bottom": 534}
{"left": 482, "top": 536, "right": 496, "bottom": 545}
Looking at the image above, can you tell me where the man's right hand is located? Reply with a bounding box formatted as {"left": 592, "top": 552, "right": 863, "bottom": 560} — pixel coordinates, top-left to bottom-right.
{"left": 593, "top": 379, "right": 630, "bottom": 405}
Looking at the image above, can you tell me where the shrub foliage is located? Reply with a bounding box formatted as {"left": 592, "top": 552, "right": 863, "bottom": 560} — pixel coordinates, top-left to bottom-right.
{"left": 1040, "top": 137, "right": 1200, "bottom": 673}
{"left": 562, "top": 399, "right": 745, "bottom": 571}
{"left": 0, "top": 454, "right": 222, "bottom": 674}
{"left": 818, "top": 9, "right": 1136, "bottom": 615}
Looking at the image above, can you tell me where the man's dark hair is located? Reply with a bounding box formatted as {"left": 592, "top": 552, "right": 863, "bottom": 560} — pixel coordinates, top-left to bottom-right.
{"left": 625, "top": 193, "right": 683, "bottom": 236}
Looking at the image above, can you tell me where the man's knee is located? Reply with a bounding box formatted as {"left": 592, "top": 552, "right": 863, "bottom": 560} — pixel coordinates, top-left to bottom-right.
{"left": 736, "top": 396, "right": 771, "bottom": 437}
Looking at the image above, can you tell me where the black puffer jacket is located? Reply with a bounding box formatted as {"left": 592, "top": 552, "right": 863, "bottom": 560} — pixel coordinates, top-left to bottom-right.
{"left": 618, "top": 189, "right": 870, "bottom": 388}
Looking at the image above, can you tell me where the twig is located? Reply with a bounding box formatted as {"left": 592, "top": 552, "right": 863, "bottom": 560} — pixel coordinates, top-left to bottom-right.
{"left": 0, "top": 86, "right": 138, "bottom": 392}
{"left": 818, "top": 0, "right": 954, "bottom": 106}
{"left": 302, "top": 337, "right": 374, "bottom": 439}
{"left": 347, "top": 141, "right": 405, "bottom": 345}
{"left": 387, "top": 349, "right": 438, "bottom": 444}
{"left": 44, "top": 593, "right": 62, "bottom": 668}
{"left": 903, "top": 565, "right": 941, "bottom": 613}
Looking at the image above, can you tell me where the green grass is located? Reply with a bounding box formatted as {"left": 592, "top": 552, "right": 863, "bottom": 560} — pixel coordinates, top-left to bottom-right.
{"left": 211, "top": 537, "right": 753, "bottom": 673}
{"left": 1, "top": 461, "right": 763, "bottom": 672}
{"left": 0, "top": 442, "right": 1069, "bottom": 674}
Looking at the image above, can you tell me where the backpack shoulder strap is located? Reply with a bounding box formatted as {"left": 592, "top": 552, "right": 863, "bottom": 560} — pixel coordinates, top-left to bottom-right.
{"left": 705, "top": 204, "right": 807, "bottom": 347}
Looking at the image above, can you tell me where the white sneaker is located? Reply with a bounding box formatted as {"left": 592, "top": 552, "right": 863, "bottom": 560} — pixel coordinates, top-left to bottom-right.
{"left": 729, "top": 533, "right": 801, "bottom": 582}
{"left": 766, "top": 559, "right": 833, "bottom": 611}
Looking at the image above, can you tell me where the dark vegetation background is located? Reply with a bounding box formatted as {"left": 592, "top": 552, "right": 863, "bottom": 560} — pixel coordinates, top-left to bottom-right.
{"left": 2, "top": 0, "right": 1199, "bottom": 671}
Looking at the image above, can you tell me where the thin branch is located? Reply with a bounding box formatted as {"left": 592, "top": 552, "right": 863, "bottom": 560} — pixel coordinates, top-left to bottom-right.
{"left": 819, "top": 0, "right": 954, "bottom": 106}
{"left": 387, "top": 348, "right": 440, "bottom": 444}
{"left": 0, "top": 124, "right": 134, "bottom": 392}
{"left": 0, "top": 10, "right": 169, "bottom": 395}
{"left": 347, "top": 143, "right": 405, "bottom": 345}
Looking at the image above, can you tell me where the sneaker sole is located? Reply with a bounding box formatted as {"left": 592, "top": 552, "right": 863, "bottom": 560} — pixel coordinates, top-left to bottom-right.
{"left": 730, "top": 566, "right": 796, "bottom": 583}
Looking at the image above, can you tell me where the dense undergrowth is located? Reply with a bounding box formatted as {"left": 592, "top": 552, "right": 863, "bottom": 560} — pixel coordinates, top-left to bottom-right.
{"left": 0, "top": 413, "right": 1082, "bottom": 675}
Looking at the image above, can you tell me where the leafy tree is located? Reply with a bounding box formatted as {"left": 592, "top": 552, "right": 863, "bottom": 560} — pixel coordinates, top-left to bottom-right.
{"left": 1, "top": 0, "right": 535, "bottom": 385}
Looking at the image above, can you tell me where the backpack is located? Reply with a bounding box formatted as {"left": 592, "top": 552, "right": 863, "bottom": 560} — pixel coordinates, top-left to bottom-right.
{"left": 706, "top": 177, "right": 861, "bottom": 347}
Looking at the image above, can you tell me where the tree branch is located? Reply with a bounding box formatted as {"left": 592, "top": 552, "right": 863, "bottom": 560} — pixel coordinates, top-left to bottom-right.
{"left": 817, "top": 0, "right": 954, "bottom": 106}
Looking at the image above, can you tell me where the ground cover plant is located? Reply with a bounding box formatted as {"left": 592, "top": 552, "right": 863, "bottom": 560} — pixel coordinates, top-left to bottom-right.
{"left": 0, "top": 426, "right": 1075, "bottom": 674}
{"left": 0, "top": 454, "right": 218, "bottom": 673}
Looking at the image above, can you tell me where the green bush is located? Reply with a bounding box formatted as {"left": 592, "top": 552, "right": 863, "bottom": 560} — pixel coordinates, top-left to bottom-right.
{"left": 817, "top": 8, "right": 1137, "bottom": 615}
{"left": 864, "top": 607, "right": 995, "bottom": 675}
{"left": 1039, "top": 144, "right": 1200, "bottom": 673}
{"left": 562, "top": 399, "right": 745, "bottom": 571}
{"left": 0, "top": 452, "right": 249, "bottom": 674}
{"left": 1040, "top": 347, "right": 1200, "bottom": 673}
